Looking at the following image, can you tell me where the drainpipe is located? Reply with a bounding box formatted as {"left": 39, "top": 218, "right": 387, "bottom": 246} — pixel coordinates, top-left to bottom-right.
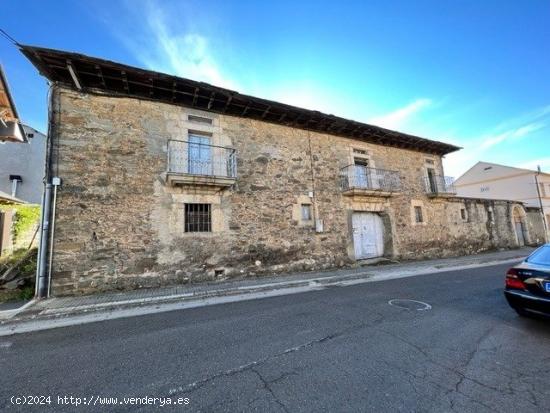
{"left": 535, "top": 166, "right": 549, "bottom": 243}
{"left": 36, "top": 84, "right": 57, "bottom": 298}
{"left": 47, "top": 177, "right": 61, "bottom": 297}
{"left": 36, "top": 183, "right": 52, "bottom": 298}
{"left": 34, "top": 183, "right": 46, "bottom": 297}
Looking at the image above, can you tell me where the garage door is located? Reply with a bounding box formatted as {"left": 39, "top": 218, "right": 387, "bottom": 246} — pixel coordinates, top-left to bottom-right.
{"left": 352, "top": 212, "right": 384, "bottom": 260}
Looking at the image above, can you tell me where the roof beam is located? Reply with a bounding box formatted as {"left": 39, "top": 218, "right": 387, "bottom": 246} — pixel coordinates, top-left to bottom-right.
{"left": 223, "top": 95, "right": 233, "bottom": 112}
{"left": 192, "top": 87, "right": 199, "bottom": 106}
{"left": 261, "top": 105, "right": 271, "bottom": 119}
{"left": 171, "top": 82, "right": 177, "bottom": 102}
{"left": 66, "top": 60, "right": 82, "bottom": 90}
{"left": 95, "top": 65, "right": 106, "bottom": 88}
{"left": 121, "top": 71, "right": 129, "bottom": 92}
{"left": 207, "top": 92, "right": 216, "bottom": 109}
{"left": 292, "top": 114, "right": 303, "bottom": 126}
{"left": 148, "top": 78, "right": 154, "bottom": 97}
{"left": 242, "top": 103, "right": 250, "bottom": 116}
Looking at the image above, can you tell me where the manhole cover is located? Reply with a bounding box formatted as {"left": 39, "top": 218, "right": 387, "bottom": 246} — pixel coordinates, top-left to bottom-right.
{"left": 388, "top": 299, "right": 431, "bottom": 311}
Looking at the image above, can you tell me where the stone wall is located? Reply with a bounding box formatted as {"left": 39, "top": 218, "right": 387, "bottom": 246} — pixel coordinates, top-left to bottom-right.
{"left": 525, "top": 207, "right": 546, "bottom": 245}
{"left": 50, "top": 87, "right": 536, "bottom": 295}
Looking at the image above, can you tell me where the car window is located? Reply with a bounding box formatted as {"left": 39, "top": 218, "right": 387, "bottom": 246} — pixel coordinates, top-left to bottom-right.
{"left": 526, "top": 246, "right": 550, "bottom": 266}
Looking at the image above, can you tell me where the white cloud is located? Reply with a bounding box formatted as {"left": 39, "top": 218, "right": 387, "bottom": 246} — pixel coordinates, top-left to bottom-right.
{"left": 368, "top": 99, "right": 432, "bottom": 129}
{"left": 480, "top": 122, "right": 546, "bottom": 150}
{"left": 517, "top": 158, "right": 550, "bottom": 172}
{"left": 112, "top": 1, "right": 238, "bottom": 90}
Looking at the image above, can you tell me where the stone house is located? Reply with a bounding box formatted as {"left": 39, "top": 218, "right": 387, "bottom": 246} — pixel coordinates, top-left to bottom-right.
{"left": 20, "top": 45, "right": 544, "bottom": 296}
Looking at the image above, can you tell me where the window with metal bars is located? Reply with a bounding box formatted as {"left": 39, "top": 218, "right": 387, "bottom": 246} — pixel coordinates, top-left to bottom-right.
{"left": 185, "top": 203, "right": 212, "bottom": 232}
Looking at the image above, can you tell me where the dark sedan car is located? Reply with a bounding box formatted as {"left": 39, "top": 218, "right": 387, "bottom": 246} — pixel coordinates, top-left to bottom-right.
{"left": 505, "top": 244, "right": 550, "bottom": 318}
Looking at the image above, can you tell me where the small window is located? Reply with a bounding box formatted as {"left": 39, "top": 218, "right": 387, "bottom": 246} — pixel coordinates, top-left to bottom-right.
{"left": 414, "top": 206, "right": 424, "bottom": 223}
{"left": 483, "top": 166, "right": 492, "bottom": 171}
{"left": 488, "top": 210, "right": 494, "bottom": 223}
{"left": 353, "top": 148, "right": 368, "bottom": 155}
{"left": 301, "top": 204, "right": 312, "bottom": 221}
{"left": 425, "top": 159, "right": 435, "bottom": 165}
{"left": 460, "top": 209, "right": 466, "bottom": 220}
{"left": 185, "top": 203, "right": 211, "bottom": 232}
{"left": 188, "top": 115, "right": 213, "bottom": 125}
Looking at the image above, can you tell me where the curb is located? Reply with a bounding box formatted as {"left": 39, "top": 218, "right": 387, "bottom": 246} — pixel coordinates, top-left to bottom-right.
{"left": 0, "top": 299, "right": 37, "bottom": 321}
{"left": 0, "top": 256, "right": 523, "bottom": 336}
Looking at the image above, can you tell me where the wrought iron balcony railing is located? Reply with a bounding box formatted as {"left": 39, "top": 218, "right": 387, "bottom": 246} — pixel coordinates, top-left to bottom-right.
{"left": 340, "top": 165, "right": 401, "bottom": 193}
{"left": 423, "top": 175, "right": 456, "bottom": 195}
{"left": 167, "top": 139, "right": 237, "bottom": 179}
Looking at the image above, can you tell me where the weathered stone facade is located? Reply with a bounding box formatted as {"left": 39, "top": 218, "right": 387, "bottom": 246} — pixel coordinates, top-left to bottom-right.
{"left": 50, "top": 87, "right": 538, "bottom": 295}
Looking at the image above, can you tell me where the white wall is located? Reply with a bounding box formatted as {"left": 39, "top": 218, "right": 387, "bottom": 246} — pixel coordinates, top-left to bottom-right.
{"left": 0, "top": 125, "right": 46, "bottom": 204}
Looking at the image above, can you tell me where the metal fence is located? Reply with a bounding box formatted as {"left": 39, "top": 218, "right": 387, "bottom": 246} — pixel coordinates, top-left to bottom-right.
{"left": 423, "top": 175, "right": 456, "bottom": 195}
{"left": 168, "top": 139, "right": 237, "bottom": 178}
{"left": 340, "top": 165, "right": 401, "bottom": 192}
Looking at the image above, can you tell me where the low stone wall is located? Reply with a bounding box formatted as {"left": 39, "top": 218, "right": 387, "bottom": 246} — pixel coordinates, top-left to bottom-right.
{"left": 525, "top": 207, "right": 547, "bottom": 245}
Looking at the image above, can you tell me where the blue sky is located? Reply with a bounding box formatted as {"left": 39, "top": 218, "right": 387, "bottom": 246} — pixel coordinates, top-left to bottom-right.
{"left": 1, "top": 0, "right": 549, "bottom": 177}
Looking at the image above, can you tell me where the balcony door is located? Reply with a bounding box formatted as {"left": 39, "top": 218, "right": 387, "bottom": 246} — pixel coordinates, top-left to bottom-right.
{"left": 188, "top": 134, "right": 212, "bottom": 175}
{"left": 354, "top": 158, "right": 370, "bottom": 189}
{"left": 426, "top": 168, "right": 437, "bottom": 193}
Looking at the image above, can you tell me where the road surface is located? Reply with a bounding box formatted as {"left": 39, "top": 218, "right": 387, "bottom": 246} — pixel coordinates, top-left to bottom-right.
{"left": 1, "top": 262, "right": 549, "bottom": 412}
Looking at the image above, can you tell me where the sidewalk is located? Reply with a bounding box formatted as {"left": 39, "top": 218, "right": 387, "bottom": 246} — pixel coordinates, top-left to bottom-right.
{"left": 0, "top": 247, "right": 535, "bottom": 336}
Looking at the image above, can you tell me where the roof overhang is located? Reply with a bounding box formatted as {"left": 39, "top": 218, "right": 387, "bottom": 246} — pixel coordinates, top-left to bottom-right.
{"left": 0, "top": 65, "right": 27, "bottom": 143}
{"left": 19, "top": 44, "right": 461, "bottom": 155}
{"left": 0, "top": 190, "right": 25, "bottom": 205}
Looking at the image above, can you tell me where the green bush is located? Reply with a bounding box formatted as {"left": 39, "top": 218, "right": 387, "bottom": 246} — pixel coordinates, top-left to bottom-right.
{"left": 0, "top": 248, "right": 38, "bottom": 280}
{"left": 0, "top": 204, "right": 40, "bottom": 245}
{"left": 12, "top": 205, "right": 40, "bottom": 241}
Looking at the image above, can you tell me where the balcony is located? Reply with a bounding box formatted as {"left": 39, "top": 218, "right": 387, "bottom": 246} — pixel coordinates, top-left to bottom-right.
{"left": 340, "top": 165, "right": 401, "bottom": 197}
{"left": 166, "top": 139, "right": 237, "bottom": 188}
{"left": 424, "top": 175, "right": 456, "bottom": 197}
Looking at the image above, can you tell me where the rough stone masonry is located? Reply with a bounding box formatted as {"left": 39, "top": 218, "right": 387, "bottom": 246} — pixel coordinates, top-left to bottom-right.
{"left": 48, "top": 86, "right": 543, "bottom": 295}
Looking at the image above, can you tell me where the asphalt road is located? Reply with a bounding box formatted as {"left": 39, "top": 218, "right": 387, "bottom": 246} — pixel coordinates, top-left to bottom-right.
{"left": 1, "top": 262, "right": 550, "bottom": 412}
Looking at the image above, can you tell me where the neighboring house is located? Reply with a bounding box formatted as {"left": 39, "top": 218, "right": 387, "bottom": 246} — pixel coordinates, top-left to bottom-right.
{"left": 20, "top": 45, "right": 545, "bottom": 296}
{"left": 0, "top": 65, "right": 26, "bottom": 143}
{"left": 455, "top": 162, "right": 550, "bottom": 240}
{"left": 0, "top": 124, "right": 47, "bottom": 204}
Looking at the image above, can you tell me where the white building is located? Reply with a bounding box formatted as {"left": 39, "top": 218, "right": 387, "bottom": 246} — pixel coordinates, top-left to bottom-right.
{"left": 0, "top": 125, "right": 46, "bottom": 204}
{"left": 455, "top": 161, "right": 550, "bottom": 239}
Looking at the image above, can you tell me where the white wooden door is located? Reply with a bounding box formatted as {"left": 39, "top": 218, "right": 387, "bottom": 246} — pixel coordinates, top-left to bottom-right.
{"left": 515, "top": 222, "right": 525, "bottom": 246}
{"left": 352, "top": 212, "right": 384, "bottom": 259}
